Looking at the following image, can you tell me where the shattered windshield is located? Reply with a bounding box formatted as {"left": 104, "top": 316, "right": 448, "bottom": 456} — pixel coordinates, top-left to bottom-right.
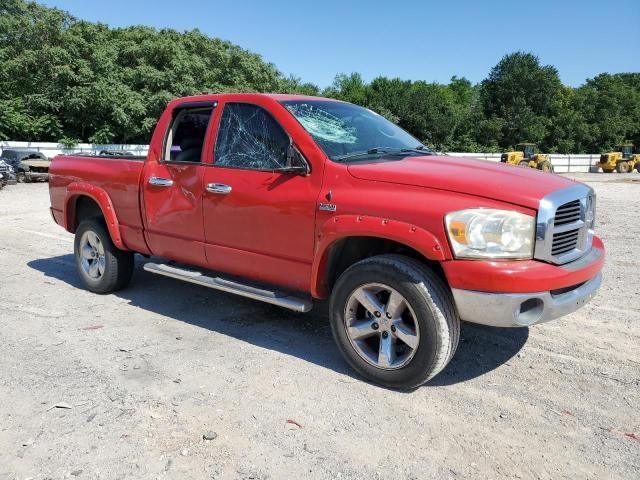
{"left": 281, "top": 100, "right": 429, "bottom": 162}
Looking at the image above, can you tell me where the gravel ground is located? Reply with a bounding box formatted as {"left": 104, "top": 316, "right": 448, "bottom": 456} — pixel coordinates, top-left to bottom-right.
{"left": 0, "top": 173, "right": 638, "bottom": 480}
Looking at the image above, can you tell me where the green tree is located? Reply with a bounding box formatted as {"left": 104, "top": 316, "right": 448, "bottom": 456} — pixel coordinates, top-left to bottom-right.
{"left": 1, "top": 1, "right": 639, "bottom": 153}
{"left": 0, "top": 0, "right": 290, "bottom": 143}
{"left": 479, "top": 52, "right": 563, "bottom": 150}
{"left": 572, "top": 73, "right": 640, "bottom": 151}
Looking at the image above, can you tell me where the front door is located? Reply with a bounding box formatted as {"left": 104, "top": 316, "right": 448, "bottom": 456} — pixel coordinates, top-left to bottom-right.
{"left": 142, "top": 104, "right": 214, "bottom": 267}
{"left": 202, "top": 101, "right": 321, "bottom": 292}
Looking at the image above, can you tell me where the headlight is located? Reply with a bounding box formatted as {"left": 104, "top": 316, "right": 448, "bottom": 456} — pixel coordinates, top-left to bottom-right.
{"left": 445, "top": 209, "right": 535, "bottom": 259}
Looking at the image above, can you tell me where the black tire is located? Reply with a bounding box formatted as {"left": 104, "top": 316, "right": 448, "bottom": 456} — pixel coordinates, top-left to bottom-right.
{"left": 635, "top": 162, "right": 640, "bottom": 173}
{"left": 537, "top": 160, "right": 553, "bottom": 172}
{"left": 329, "top": 254, "right": 460, "bottom": 390}
{"left": 74, "top": 218, "right": 134, "bottom": 294}
{"left": 616, "top": 161, "right": 630, "bottom": 173}
{"left": 16, "top": 171, "right": 27, "bottom": 183}
{"left": 518, "top": 160, "right": 530, "bottom": 168}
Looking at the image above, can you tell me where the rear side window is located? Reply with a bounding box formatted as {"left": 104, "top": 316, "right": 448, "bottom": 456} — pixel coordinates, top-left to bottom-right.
{"left": 215, "top": 103, "right": 290, "bottom": 170}
{"left": 163, "top": 107, "right": 214, "bottom": 163}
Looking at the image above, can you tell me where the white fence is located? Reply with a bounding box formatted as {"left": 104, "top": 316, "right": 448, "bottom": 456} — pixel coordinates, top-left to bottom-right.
{"left": 449, "top": 153, "right": 600, "bottom": 173}
{"left": 0, "top": 141, "right": 149, "bottom": 158}
{"left": 1, "top": 141, "right": 600, "bottom": 173}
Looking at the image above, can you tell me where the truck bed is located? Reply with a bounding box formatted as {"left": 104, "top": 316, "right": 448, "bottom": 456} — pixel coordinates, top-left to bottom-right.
{"left": 48, "top": 153, "right": 147, "bottom": 251}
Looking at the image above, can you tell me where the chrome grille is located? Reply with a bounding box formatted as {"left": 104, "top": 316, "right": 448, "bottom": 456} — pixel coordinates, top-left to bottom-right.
{"left": 553, "top": 200, "right": 581, "bottom": 226}
{"left": 550, "top": 199, "right": 583, "bottom": 255}
{"left": 534, "top": 185, "right": 595, "bottom": 265}
{"left": 551, "top": 228, "right": 580, "bottom": 255}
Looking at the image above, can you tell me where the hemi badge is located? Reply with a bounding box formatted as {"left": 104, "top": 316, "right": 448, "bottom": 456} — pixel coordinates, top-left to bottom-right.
{"left": 319, "top": 203, "right": 337, "bottom": 212}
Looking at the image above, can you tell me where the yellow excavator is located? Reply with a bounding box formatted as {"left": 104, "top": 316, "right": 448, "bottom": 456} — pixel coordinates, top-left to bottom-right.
{"left": 501, "top": 143, "right": 554, "bottom": 173}
{"left": 595, "top": 143, "right": 640, "bottom": 173}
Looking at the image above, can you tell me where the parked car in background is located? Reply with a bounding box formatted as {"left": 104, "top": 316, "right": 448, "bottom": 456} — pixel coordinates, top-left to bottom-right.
{"left": 49, "top": 93, "right": 604, "bottom": 389}
{"left": 0, "top": 149, "right": 51, "bottom": 182}
{"left": 0, "top": 159, "right": 17, "bottom": 185}
{"left": 98, "top": 150, "right": 135, "bottom": 157}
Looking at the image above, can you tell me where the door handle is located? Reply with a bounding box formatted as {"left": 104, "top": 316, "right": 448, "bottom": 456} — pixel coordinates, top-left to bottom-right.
{"left": 206, "top": 183, "right": 232, "bottom": 195}
{"left": 148, "top": 176, "right": 174, "bottom": 187}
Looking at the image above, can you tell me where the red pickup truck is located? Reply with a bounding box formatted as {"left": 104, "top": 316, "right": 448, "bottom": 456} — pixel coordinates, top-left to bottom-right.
{"left": 49, "top": 94, "right": 604, "bottom": 389}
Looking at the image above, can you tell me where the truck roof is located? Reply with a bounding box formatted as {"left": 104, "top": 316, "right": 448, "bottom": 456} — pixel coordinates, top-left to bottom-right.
{"left": 169, "top": 93, "right": 342, "bottom": 107}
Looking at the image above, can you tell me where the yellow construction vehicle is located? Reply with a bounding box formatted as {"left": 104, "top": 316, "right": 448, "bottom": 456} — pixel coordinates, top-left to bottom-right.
{"left": 595, "top": 144, "right": 640, "bottom": 173}
{"left": 500, "top": 143, "right": 554, "bottom": 172}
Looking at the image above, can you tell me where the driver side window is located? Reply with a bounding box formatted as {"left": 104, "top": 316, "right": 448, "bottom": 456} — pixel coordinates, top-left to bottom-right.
{"left": 163, "top": 107, "right": 213, "bottom": 163}
{"left": 215, "top": 103, "right": 290, "bottom": 170}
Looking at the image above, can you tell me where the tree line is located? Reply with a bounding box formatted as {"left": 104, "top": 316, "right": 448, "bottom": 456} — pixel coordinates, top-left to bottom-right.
{"left": 1, "top": 0, "right": 638, "bottom": 152}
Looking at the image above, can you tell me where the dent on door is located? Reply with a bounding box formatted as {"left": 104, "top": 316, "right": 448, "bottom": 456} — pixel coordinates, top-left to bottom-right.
{"left": 146, "top": 166, "right": 202, "bottom": 224}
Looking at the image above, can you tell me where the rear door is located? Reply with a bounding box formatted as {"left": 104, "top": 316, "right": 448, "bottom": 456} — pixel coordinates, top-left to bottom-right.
{"left": 202, "top": 101, "right": 322, "bottom": 292}
{"left": 141, "top": 103, "right": 215, "bottom": 267}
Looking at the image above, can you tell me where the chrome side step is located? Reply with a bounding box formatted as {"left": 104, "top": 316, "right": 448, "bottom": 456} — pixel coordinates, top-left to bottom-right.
{"left": 143, "top": 262, "right": 313, "bottom": 313}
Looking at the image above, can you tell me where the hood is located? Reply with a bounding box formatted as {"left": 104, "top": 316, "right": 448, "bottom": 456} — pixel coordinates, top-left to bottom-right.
{"left": 347, "top": 155, "right": 576, "bottom": 209}
{"left": 21, "top": 159, "right": 50, "bottom": 168}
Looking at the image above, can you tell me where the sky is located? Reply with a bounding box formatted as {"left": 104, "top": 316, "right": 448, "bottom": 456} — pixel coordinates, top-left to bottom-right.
{"left": 38, "top": 0, "right": 639, "bottom": 88}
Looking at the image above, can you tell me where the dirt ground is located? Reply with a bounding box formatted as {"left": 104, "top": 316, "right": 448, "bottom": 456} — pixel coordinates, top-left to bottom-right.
{"left": 0, "top": 173, "right": 638, "bottom": 480}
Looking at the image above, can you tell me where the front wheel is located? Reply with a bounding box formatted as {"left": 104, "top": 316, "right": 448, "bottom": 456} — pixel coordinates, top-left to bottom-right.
{"left": 537, "top": 160, "right": 553, "bottom": 172}
{"left": 74, "top": 219, "right": 134, "bottom": 294}
{"left": 616, "top": 161, "right": 630, "bottom": 173}
{"left": 329, "top": 254, "right": 460, "bottom": 390}
{"left": 16, "top": 171, "right": 27, "bottom": 183}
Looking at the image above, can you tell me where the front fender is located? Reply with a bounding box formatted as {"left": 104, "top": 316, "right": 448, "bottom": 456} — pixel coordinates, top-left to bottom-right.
{"left": 310, "top": 214, "right": 448, "bottom": 298}
{"left": 64, "top": 182, "right": 127, "bottom": 250}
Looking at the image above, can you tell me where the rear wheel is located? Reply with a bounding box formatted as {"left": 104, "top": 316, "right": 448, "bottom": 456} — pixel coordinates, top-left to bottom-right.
{"left": 616, "top": 161, "right": 630, "bottom": 173}
{"left": 74, "top": 219, "right": 134, "bottom": 294}
{"left": 518, "top": 160, "right": 530, "bottom": 168}
{"left": 329, "top": 254, "right": 460, "bottom": 390}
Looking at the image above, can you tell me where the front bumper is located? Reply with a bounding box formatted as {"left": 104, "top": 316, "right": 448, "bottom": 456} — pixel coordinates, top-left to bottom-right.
{"left": 452, "top": 272, "right": 602, "bottom": 327}
{"left": 26, "top": 171, "right": 49, "bottom": 181}
{"left": 447, "top": 239, "right": 605, "bottom": 328}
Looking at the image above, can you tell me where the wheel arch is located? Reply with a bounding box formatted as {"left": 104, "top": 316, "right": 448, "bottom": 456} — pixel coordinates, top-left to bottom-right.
{"left": 64, "top": 183, "right": 127, "bottom": 250}
{"left": 311, "top": 215, "right": 449, "bottom": 298}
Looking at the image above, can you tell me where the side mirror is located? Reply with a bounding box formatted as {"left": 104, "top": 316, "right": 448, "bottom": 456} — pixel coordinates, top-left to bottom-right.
{"left": 281, "top": 144, "right": 309, "bottom": 175}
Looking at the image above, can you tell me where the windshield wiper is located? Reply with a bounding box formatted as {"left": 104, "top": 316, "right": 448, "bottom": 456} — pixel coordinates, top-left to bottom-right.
{"left": 333, "top": 148, "right": 392, "bottom": 162}
{"left": 334, "top": 146, "right": 433, "bottom": 162}
{"left": 399, "top": 147, "right": 433, "bottom": 155}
